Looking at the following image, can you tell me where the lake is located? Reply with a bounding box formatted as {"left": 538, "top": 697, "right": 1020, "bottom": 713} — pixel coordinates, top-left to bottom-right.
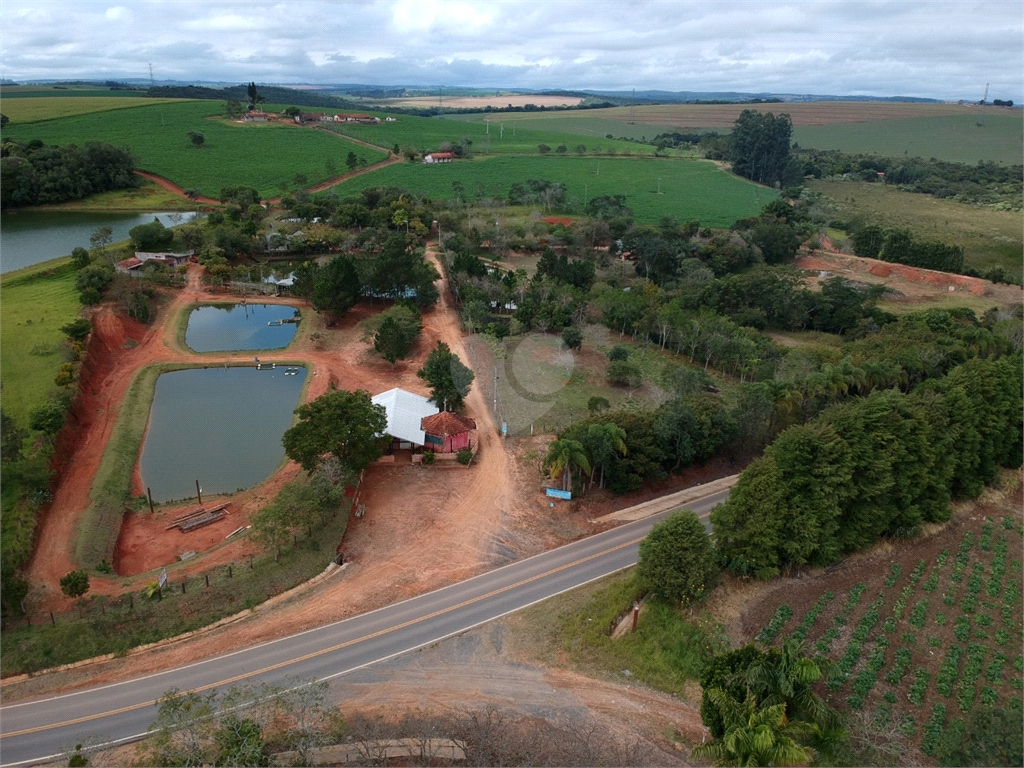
{"left": 0, "top": 210, "right": 198, "bottom": 274}
{"left": 185, "top": 304, "right": 300, "bottom": 352}
{"left": 140, "top": 366, "right": 307, "bottom": 503}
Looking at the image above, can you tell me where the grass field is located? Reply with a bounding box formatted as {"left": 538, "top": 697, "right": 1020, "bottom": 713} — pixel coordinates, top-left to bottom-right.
{"left": 808, "top": 180, "right": 1024, "bottom": 280}
{"left": 322, "top": 111, "right": 649, "bottom": 156}
{"left": 449, "top": 103, "right": 1023, "bottom": 164}
{"left": 0, "top": 96, "right": 187, "bottom": 124}
{"left": 793, "top": 114, "right": 1023, "bottom": 165}
{"left": 1, "top": 101, "right": 388, "bottom": 199}
{"left": 325, "top": 155, "right": 775, "bottom": 227}
{"left": 0, "top": 262, "right": 82, "bottom": 427}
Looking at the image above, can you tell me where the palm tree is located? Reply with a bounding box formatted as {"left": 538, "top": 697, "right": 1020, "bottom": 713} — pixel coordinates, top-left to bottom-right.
{"left": 584, "top": 422, "right": 627, "bottom": 490}
{"left": 743, "top": 637, "right": 839, "bottom": 730}
{"left": 543, "top": 438, "right": 591, "bottom": 493}
{"left": 692, "top": 688, "right": 815, "bottom": 767}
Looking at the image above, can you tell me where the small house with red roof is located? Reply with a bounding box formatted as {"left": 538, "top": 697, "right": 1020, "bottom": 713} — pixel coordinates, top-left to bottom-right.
{"left": 423, "top": 152, "right": 457, "bottom": 164}
{"left": 420, "top": 411, "right": 476, "bottom": 453}
{"left": 116, "top": 256, "right": 145, "bottom": 275}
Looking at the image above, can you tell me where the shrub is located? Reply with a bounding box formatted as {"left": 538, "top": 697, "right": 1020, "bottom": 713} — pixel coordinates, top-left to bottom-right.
{"left": 456, "top": 447, "right": 473, "bottom": 465}
{"left": 605, "top": 360, "right": 642, "bottom": 387}
{"left": 421, "top": 449, "right": 435, "bottom": 465}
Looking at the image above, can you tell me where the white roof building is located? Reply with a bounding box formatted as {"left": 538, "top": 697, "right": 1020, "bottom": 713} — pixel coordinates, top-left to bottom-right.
{"left": 371, "top": 388, "right": 439, "bottom": 446}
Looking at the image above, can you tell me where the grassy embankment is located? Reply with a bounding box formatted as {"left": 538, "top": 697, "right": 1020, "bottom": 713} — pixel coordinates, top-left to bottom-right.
{"left": 326, "top": 155, "right": 774, "bottom": 228}
{"left": 0, "top": 262, "right": 82, "bottom": 426}
{"left": 2, "top": 101, "right": 389, "bottom": 200}
{"left": 809, "top": 179, "right": 1024, "bottom": 281}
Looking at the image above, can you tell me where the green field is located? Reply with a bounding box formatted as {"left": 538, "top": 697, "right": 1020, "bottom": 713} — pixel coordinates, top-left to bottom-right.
{"left": 794, "top": 114, "right": 1023, "bottom": 166}
{"left": 1, "top": 101, "right": 389, "bottom": 199}
{"left": 0, "top": 96, "right": 186, "bottom": 124}
{"left": 325, "top": 155, "right": 774, "bottom": 227}
{"left": 323, "top": 111, "right": 651, "bottom": 156}
{"left": 0, "top": 262, "right": 82, "bottom": 427}
{"left": 809, "top": 179, "right": 1024, "bottom": 280}
{"left": 445, "top": 112, "right": 685, "bottom": 143}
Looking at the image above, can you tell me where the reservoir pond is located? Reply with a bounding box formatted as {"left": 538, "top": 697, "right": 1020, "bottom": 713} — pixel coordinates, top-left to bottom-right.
{"left": 140, "top": 366, "right": 307, "bottom": 503}
{"left": 185, "top": 304, "right": 299, "bottom": 352}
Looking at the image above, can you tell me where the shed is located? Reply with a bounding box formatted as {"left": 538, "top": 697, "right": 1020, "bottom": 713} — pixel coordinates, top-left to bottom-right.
{"left": 371, "top": 388, "right": 439, "bottom": 448}
{"left": 423, "top": 152, "right": 457, "bottom": 164}
{"left": 420, "top": 411, "right": 476, "bottom": 453}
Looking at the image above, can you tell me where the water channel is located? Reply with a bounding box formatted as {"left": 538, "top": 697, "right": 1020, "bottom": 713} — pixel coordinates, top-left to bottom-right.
{"left": 0, "top": 210, "right": 198, "bottom": 274}
{"left": 185, "top": 304, "right": 300, "bottom": 353}
{"left": 140, "top": 366, "right": 307, "bottom": 503}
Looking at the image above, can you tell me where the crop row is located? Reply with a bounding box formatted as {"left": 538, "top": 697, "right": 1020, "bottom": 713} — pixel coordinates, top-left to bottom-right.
{"left": 792, "top": 591, "right": 834, "bottom": 642}
{"left": 756, "top": 604, "right": 792, "bottom": 644}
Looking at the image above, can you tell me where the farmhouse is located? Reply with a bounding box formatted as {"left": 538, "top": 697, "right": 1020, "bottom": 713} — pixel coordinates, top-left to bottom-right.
{"left": 243, "top": 111, "right": 274, "bottom": 122}
{"left": 423, "top": 152, "right": 457, "bottom": 164}
{"left": 135, "top": 251, "right": 194, "bottom": 267}
{"left": 115, "top": 257, "right": 145, "bottom": 275}
{"left": 421, "top": 411, "right": 476, "bottom": 453}
{"left": 333, "top": 113, "right": 381, "bottom": 124}
{"left": 371, "top": 388, "right": 439, "bottom": 449}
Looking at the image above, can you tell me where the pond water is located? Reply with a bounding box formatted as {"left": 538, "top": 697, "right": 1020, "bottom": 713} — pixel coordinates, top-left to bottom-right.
{"left": 140, "top": 366, "right": 307, "bottom": 503}
{"left": 185, "top": 304, "right": 300, "bottom": 352}
{"left": 0, "top": 210, "right": 198, "bottom": 274}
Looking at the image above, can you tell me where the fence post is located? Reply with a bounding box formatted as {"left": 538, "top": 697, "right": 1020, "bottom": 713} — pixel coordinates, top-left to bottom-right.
{"left": 130, "top": 594, "right": 134, "bottom": 610}
{"left": 228, "top": 565, "right": 233, "bottom": 579}
{"left": 181, "top": 582, "right": 186, "bottom": 594}
{"left": 249, "top": 556, "right": 253, "bottom": 570}
{"left": 205, "top": 573, "right": 210, "bottom": 588}
{"left": 50, "top": 612, "right": 55, "bottom": 625}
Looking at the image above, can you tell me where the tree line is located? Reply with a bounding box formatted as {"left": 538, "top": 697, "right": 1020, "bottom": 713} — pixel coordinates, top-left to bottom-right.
{"left": 0, "top": 140, "right": 137, "bottom": 208}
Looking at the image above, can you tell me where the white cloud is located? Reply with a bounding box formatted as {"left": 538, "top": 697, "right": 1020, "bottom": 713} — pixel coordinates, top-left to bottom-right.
{"left": 0, "top": 0, "right": 1019, "bottom": 101}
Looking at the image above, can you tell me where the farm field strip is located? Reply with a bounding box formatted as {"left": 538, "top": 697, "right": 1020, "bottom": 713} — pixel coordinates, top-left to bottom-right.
{"left": 0, "top": 96, "right": 189, "bottom": 124}
{"left": 754, "top": 513, "right": 1024, "bottom": 752}
{"left": 1, "top": 101, "right": 389, "bottom": 199}
{"left": 321, "top": 155, "right": 775, "bottom": 228}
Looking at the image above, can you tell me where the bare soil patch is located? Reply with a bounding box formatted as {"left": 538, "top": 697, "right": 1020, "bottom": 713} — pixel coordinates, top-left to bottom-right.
{"left": 796, "top": 249, "right": 1023, "bottom": 309}
{"left": 388, "top": 95, "right": 585, "bottom": 109}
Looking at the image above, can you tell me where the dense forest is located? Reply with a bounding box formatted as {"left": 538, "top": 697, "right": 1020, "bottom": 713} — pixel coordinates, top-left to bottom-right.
{"left": 0, "top": 140, "right": 138, "bottom": 208}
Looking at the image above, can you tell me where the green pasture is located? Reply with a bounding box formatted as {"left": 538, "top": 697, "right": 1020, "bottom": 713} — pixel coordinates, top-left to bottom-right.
{"left": 794, "top": 114, "right": 1023, "bottom": 165}
{"left": 445, "top": 111, "right": 685, "bottom": 143}
{"left": 326, "top": 155, "right": 774, "bottom": 227}
{"left": 1, "top": 101, "right": 388, "bottom": 199}
{"left": 0, "top": 262, "right": 82, "bottom": 427}
{"left": 808, "top": 179, "right": 1024, "bottom": 280}
{"left": 0, "top": 96, "right": 184, "bottom": 124}
{"left": 323, "top": 111, "right": 650, "bottom": 156}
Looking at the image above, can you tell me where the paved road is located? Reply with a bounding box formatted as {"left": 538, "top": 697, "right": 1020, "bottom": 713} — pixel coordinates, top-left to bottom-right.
{"left": 0, "top": 488, "right": 729, "bottom": 767}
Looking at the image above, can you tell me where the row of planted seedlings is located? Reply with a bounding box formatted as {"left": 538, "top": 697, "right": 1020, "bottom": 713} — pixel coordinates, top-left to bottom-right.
{"left": 753, "top": 514, "right": 1024, "bottom": 747}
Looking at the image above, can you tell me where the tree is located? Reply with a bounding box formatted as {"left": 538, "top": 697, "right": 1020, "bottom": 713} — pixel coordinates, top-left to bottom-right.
{"left": 543, "top": 438, "right": 591, "bottom": 493}
{"left": 374, "top": 315, "right": 419, "bottom": 368}
{"left": 744, "top": 636, "right": 838, "bottom": 730}
{"left": 70, "top": 246, "right": 91, "bottom": 270}
{"left": 28, "top": 401, "right": 66, "bottom": 436}
{"left": 346, "top": 151, "right": 358, "bottom": 171}
{"left": 246, "top": 81, "right": 263, "bottom": 109}
{"left": 583, "top": 422, "right": 627, "bottom": 489}
{"left": 89, "top": 225, "right": 113, "bottom": 252}
{"left": 692, "top": 690, "right": 814, "bottom": 767}
{"left": 730, "top": 110, "right": 794, "bottom": 186}
{"left": 225, "top": 99, "right": 244, "bottom": 119}
{"left": 538, "top": 144, "right": 551, "bottom": 154}
{"left": 282, "top": 389, "right": 387, "bottom": 475}
{"left": 560, "top": 326, "right": 583, "bottom": 351}
{"left": 635, "top": 509, "right": 716, "bottom": 606}
{"left": 187, "top": 131, "right": 205, "bottom": 148}
{"left": 310, "top": 256, "right": 361, "bottom": 321}
{"left": 61, "top": 319, "right": 93, "bottom": 341}
{"left": 1, "top": 410, "right": 25, "bottom": 463}
{"left": 417, "top": 341, "right": 474, "bottom": 411}
{"left": 129, "top": 218, "right": 174, "bottom": 251}
{"left": 59, "top": 570, "right": 90, "bottom": 599}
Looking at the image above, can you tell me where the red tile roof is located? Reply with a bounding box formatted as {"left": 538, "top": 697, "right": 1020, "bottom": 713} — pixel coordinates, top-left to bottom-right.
{"left": 420, "top": 411, "right": 476, "bottom": 437}
{"left": 427, "top": 152, "right": 458, "bottom": 159}
{"left": 118, "top": 257, "right": 144, "bottom": 269}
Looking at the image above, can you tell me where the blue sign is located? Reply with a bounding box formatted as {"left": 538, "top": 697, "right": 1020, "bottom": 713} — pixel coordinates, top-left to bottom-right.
{"left": 545, "top": 488, "right": 572, "bottom": 500}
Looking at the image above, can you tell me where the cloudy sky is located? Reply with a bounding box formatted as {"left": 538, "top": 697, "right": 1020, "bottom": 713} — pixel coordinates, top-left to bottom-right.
{"left": 2, "top": 0, "right": 1022, "bottom": 101}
